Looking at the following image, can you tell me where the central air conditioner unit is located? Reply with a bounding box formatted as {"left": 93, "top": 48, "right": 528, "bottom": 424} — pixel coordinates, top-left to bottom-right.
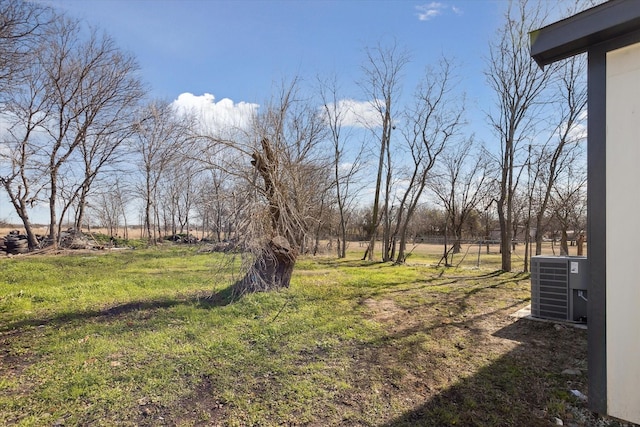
{"left": 530, "top": 256, "right": 588, "bottom": 323}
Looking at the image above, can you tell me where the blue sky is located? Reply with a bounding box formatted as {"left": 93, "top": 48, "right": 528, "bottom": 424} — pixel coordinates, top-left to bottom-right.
{"left": 3, "top": 0, "right": 580, "bottom": 225}
{"left": 50, "top": 0, "right": 505, "bottom": 134}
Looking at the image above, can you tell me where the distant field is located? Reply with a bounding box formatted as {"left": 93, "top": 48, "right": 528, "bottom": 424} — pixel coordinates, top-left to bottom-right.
{"left": 0, "top": 225, "right": 585, "bottom": 266}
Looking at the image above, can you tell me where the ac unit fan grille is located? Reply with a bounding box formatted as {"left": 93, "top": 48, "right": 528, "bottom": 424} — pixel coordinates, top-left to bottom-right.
{"left": 532, "top": 260, "right": 568, "bottom": 320}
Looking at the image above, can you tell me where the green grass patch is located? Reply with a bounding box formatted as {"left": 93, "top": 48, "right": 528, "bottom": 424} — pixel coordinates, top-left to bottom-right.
{"left": 0, "top": 246, "right": 605, "bottom": 426}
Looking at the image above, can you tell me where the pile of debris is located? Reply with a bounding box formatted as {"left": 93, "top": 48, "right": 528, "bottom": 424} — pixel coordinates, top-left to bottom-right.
{"left": 58, "top": 229, "right": 101, "bottom": 250}
{"left": 164, "top": 233, "right": 198, "bottom": 244}
{"left": 1, "top": 229, "right": 102, "bottom": 255}
{"left": 1, "top": 231, "right": 31, "bottom": 255}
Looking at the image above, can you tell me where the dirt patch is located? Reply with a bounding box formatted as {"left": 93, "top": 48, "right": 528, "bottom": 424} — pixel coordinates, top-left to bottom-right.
{"left": 354, "top": 274, "right": 628, "bottom": 427}
{"left": 362, "top": 298, "right": 404, "bottom": 322}
{"left": 171, "top": 375, "right": 227, "bottom": 426}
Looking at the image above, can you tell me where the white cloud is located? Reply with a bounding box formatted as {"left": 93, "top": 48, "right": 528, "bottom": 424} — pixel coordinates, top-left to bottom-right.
{"left": 174, "top": 94, "right": 387, "bottom": 138}
{"left": 339, "top": 161, "right": 354, "bottom": 172}
{"left": 416, "top": 2, "right": 445, "bottom": 21}
{"left": 171, "top": 92, "right": 259, "bottom": 137}
{"left": 326, "top": 99, "right": 382, "bottom": 128}
{"left": 565, "top": 110, "right": 588, "bottom": 142}
{"left": 416, "top": 2, "right": 462, "bottom": 21}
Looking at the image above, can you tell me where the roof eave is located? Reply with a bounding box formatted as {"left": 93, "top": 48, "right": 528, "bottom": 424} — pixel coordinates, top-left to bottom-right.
{"left": 530, "top": 0, "right": 640, "bottom": 67}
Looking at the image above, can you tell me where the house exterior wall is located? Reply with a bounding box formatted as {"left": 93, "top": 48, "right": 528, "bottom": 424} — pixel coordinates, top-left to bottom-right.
{"left": 605, "top": 41, "right": 640, "bottom": 424}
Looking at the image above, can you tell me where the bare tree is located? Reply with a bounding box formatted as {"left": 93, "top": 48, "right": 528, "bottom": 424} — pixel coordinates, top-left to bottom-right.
{"left": 199, "top": 79, "right": 329, "bottom": 294}
{"left": 0, "top": 0, "right": 50, "bottom": 97}
{"left": 66, "top": 66, "right": 144, "bottom": 233}
{"left": 3, "top": 16, "right": 141, "bottom": 247}
{"left": 132, "top": 101, "right": 188, "bottom": 245}
{"left": 89, "top": 177, "right": 131, "bottom": 239}
{"left": 551, "top": 149, "right": 587, "bottom": 256}
{"left": 485, "top": 0, "right": 555, "bottom": 271}
{"left": 0, "top": 1, "right": 52, "bottom": 248}
{"left": 193, "top": 167, "right": 229, "bottom": 242}
{"left": 317, "top": 75, "right": 366, "bottom": 258}
{"left": 240, "top": 85, "right": 328, "bottom": 291}
{"left": 431, "top": 138, "right": 492, "bottom": 265}
{"left": 359, "top": 41, "right": 410, "bottom": 261}
{"left": 0, "top": 71, "right": 48, "bottom": 249}
{"left": 1, "top": 15, "right": 144, "bottom": 248}
{"left": 40, "top": 19, "right": 140, "bottom": 245}
{"left": 532, "top": 54, "right": 587, "bottom": 256}
{"left": 392, "top": 57, "right": 464, "bottom": 264}
{"left": 309, "top": 169, "right": 334, "bottom": 256}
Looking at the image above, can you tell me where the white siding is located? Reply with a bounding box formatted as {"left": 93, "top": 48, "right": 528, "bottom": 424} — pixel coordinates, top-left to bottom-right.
{"left": 606, "top": 41, "right": 640, "bottom": 424}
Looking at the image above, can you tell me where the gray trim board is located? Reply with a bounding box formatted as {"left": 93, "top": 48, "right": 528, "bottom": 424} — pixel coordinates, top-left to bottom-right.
{"left": 531, "top": 0, "right": 640, "bottom": 67}
{"left": 587, "top": 41, "right": 607, "bottom": 415}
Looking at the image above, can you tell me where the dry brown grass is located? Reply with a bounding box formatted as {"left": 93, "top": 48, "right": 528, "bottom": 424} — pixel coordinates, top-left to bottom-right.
{"left": 392, "top": 241, "right": 585, "bottom": 258}
{"left": 0, "top": 224, "right": 586, "bottom": 260}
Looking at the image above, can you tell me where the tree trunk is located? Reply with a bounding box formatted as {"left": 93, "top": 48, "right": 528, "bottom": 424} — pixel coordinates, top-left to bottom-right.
{"left": 366, "top": 140, "right": 385, "bottom": 261}
{"left": 442, "top": 224, "right": 450, "bottom": 266}
{"left": 389, "top": 235, "right": 397, "bottom": 261}
{"left": 3, "top": 185, "right": 39, "bottom": 250}
{"left": 523, "top": 221, "right": 530, "bottom": 273}
{"left": 339, "top": 222, "right": 347, "bottom": 259}
{"left": 21, "top": 214, "right": 39, "bottom": 250}
{"left": 395, "top": 221, "right": 409, "bottom": 264}
{"left": 497, "top": 200, "right": 512, "bottom": 271}
{"left": 484, "top": 212, "right": 491, "bottom": 254}
{"left": 577, "top": 233, "right": 585, "bottom": 256}
{"left": 560, "top": 229, "right": 569, "bottom": 255}
{"left": 535, "top": 219, "right": 544, "bottom": 256}
{"left": 451, "top": 239, "right": 461, "bottom": 254}
{"left": 49, "top": 171, "right": 58, "bottom": 247}
{"left": 145, "top": 200, "right": 153, "bottom": 245}
{"left": 233, "top": 236, "right": 297, "bottom": 295}
{"left": 74, "top": 188, "right": 87, "bottom": 231}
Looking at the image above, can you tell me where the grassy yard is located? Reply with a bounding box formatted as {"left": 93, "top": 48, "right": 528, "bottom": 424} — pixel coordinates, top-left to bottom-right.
{"left": 0, "top": 244, "right": 622, "bottom": 426}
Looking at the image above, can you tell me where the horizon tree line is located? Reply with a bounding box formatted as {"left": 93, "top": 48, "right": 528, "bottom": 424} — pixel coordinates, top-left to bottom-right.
{"left": 0, "top": 0, "right": 590, "bottom": 285}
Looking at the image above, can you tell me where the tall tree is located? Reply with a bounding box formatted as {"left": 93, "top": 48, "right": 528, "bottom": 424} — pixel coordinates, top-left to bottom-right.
{"left": 485, "top": 0, "right": 555, "bottom": 271}
{"left": 66, "top": 63, "right": 144, "bottom": 233}
{"left": 0, "top": 0, "right": 51, "bottom": 249}
{"left": 41, "top": 19, "right": 143, "bottom": 245}
{"left": 392, "top": 57, "right": 464, "bottom": 264}
{"left": 0, "top": 61, "right": 49, "bottom": 249}
{"left": 359, "top": 41, "right": 409, "bottom": 261}
{"left": 132, "top": 101, "right": 188, "bottom": 245}
{"left": 318, "top": 75, "right": 366, "bottom": 258}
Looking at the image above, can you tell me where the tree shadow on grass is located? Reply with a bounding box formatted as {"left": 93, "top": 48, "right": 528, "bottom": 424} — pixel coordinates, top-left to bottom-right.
{"left": 1, "top": 285, "right": 237, "bottom": 334}
{"left": 378, "top": 318, "right": 598, "bottom": 427}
